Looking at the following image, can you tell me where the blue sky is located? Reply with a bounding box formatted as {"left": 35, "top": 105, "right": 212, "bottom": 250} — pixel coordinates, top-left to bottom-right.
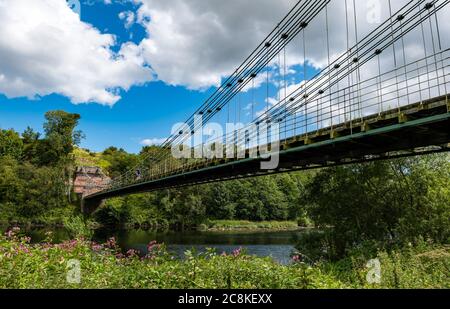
{"left": 1, "top": 0, "right": 447, "bottom": 153}
{"left": 0, "top": 0, "right": 216, "bottom": 153}
{"left": 0, "top": 0, "right": 319, "bottom": 153}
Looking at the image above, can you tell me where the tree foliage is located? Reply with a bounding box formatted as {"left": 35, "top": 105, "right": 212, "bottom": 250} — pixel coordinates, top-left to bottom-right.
{"left": 0, "top": 129, "right": 23, "bottom": 160}
{"left": 300, "top": 154, "right": 450, "bottom": 260}
{"left": 0, "top": 111, "right": 83, "bottom": 224}
{"left": 37, "top": 111, "right": 83, "bottom": 165}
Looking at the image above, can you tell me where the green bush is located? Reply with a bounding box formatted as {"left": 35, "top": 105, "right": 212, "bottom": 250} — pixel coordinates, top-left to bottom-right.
{"left": 1, "top": 230, "right": 447, "bottom": 289}
{"left": 318, "top": 241, "right": 450, "bottom": 289}
{"left": 303, "top": 155, "right": 450, "bottom": 260}
{"left": 207, "top": 220, "right": 298, "bottom": 231}
{"left": 63, "top": 216, "right": 93, "bottom": 239}
{"left": 0, "top": 230, "right": 342, "bottom": 289}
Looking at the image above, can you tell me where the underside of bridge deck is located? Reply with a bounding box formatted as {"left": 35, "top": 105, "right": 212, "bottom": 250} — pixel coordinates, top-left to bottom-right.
{"left": 82, "top": 96, "right": 450, "bottom": 214}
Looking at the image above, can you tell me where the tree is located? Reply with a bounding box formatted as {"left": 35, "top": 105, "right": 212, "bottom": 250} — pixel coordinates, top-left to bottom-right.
{"left": 14, "top": 162, "right": 69, "bottom": 218}
{"left": 0, "top": 156, "right": 22, "bottom": 206}
{"left": 0, "top": 155, "right": 70, "bottom": 221}
{"left": 389, "top": 155, "right": 450, "bottom": 243}
{"left": 21, "top": 127, "right": 40, "bottom": 162}
{"left": 203, "top": 183, "right": 235, "bottom": 220}
{"left": 173, "top": 190, "right": 206, "bottom": 231}
{"left": 0, "top": 129, "right": 23, "bottom": 160}
{"left": 102, "top": 147, "right": 119, "bottom": 156}
{"left": 103, "top": 148, "right": 139, "bottom": 179}
{"left": 302, "top": 154, "right": 450, "bottom": 260}
{"left": 38, "top": 111, "right": 83, "bottom": 165}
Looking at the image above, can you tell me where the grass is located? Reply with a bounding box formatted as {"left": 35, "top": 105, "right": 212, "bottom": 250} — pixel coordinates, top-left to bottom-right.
{"left": 204, "top": 220, "right": 300, "bottom": 231}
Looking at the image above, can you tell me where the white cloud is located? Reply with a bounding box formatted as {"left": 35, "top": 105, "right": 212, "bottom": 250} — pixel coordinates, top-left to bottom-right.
{"left": 0, "top": 0, "right": 153, "bottom": 105}
{"left": 241, "top": 71, "right": 274, "bottom": 93}
{"left": 1, "top": 0, "right": 449, "bottom": 108}
{"left": 133, "top": 0, "right": 450, "bottom": 93}
{"left": 140, "top": 137, "right": 166, "bottom": 146}
{"left": 119, "top": 10, "right": 135, "bottom": 29}
{"left": 135, "top": 0, "right": 298, "bottom": 90}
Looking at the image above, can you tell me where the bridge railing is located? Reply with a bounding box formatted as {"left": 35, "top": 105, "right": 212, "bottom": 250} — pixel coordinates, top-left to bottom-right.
{"left": 282, "top": 48, "right": 450, "bottom": 139}
{"left": 181, "top": 51, "right": 447, "bottom": 164}
{"left": 94, "top": 0, "right": 450, "bottom": 195}
{"left": 101, "top": 50, "right": 449, "bottom": 193}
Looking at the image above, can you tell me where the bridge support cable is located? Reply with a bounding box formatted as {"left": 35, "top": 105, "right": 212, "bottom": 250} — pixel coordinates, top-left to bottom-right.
{"left": 283, "top": 42, "right": 288, "bottom": 140}
{"left": 353, "top": 0, "right": 363, "bottom": 123}
{"left": 420, "top": 5, "right": 432, "bottom": 100}
{"left": 376, "top": 47, "right": 383, "bottom": 115}
{"left": 326, "top": 4, "right": 332, "bottom": 131}
{"left": 204, "top": 2, "right": 450, "bottom": 165}
{"left": 425, "top": 3, "right": 446, "bottom": 98}
{"left": 268, "top": 0, "right": 448, "bottom": 123}
{"left": 399, "top": 8, "right": 411, "bottom": 106}
{"left": 129, "top": 0, "right": 436, "bottom": 188}
{"left": 271, "top": 0, "right": 430, "bottom": 120}
{"left": 163, "top": 0, "right": 331, "bottom": 146}
{"left": 344, "top": 0, "right": 351, "bottom": 125}
{"left": 427, "top": 2, "right": 442, "bottom": 97}
{"left": 388, "top": 0, "right": 402, "bottom": 114}
{"left": 303, "top": 13, "right": 309, "bottom": 138}
{"left": 251, "top": 74, "right": 255, "bottom": 122}
{"left": 109, "top": 0, "right": 335, "bottom": 189}
{"left": 100, "top": 0, "right": 450, "bottom": 194}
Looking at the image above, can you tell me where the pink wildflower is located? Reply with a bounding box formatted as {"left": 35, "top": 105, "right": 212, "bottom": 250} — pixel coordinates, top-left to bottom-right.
{"left": 91, "top": 243, "right": 103, "bottom": 252}
{"left": 126, "top": 249, "right": 140, "bottom": 258}
{"left": 232, "top": 247, "right": 243, "bottom": 257}
{"left": 292, "top": 255, "right": 302, "bottom": 263}
{"left": 5, "top": 227, "right": 20, "bottom": 239}
{"left": 147, "top": 240, "right": 161, "bottom": 252}
{"left": 105, "top": 237, "right": 117, "bottom": 249}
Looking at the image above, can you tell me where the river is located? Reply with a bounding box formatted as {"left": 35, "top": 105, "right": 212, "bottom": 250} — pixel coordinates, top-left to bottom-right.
{"left": 22, "top": 228, "right": 303, "bottom": 265}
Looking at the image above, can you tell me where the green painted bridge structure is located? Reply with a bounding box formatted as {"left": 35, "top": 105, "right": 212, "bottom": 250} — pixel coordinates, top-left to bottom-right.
{"left": 82, "top": 0, "right": 450, "bottom": 213}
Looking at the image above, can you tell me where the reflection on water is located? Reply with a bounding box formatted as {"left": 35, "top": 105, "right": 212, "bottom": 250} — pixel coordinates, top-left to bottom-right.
{"left": 5, "top": 226, "right": 303, "bottom": 265}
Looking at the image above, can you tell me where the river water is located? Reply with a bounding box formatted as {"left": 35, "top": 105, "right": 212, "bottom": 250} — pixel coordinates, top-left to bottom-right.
{"left": 16, "top": 228, "right": 304, "bottom": 265}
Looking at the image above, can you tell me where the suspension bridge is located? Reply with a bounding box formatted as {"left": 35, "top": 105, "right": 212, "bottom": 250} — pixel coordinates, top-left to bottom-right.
{"left": 82, "top": 0, "right": 450, "bottom": 214}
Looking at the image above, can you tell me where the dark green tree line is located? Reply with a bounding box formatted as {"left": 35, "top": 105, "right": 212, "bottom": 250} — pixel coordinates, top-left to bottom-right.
{"left": 0, "top": 111, "right": 83, "bottom": 224}
{"left": 298, "top": 154, "right": 450, "bottom": 261}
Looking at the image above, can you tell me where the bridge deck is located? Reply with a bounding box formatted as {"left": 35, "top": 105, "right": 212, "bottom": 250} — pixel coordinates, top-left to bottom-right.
{"left": 83, "top": 95, "right": 450, "bottom": 213}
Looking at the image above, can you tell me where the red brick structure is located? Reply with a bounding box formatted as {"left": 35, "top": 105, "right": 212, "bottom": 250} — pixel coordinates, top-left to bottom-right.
{"left": 73, "top": 166, "right": 111, "bottom": 198}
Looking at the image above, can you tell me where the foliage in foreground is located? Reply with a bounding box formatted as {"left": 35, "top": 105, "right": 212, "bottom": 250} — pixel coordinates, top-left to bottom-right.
{"left": 1, "top": 229, "right": 448, "bottom": 289}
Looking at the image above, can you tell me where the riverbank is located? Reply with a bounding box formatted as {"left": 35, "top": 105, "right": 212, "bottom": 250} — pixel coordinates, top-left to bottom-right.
{"left": 1, "top": 230, "right": 448, "bottom": 289}
{"left": 2, "top": 219, "right": 304, "bottom": 233}
{"left": 202, "top": 220, "right": 302, "bottom": 232}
